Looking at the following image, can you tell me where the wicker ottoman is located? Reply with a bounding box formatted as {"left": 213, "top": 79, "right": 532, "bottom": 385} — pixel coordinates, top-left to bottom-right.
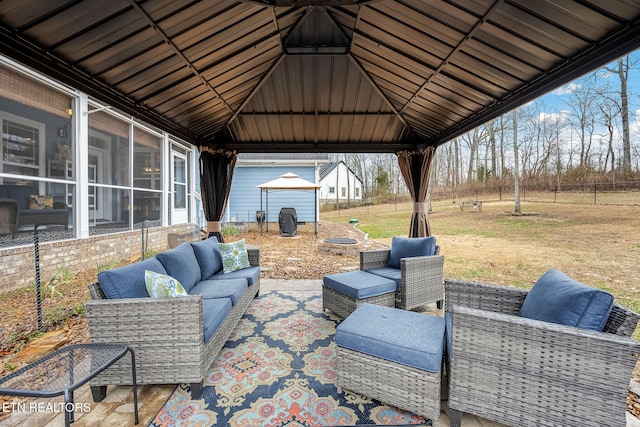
{"left": 335, "top": 304, "right": 445, "bottom": 427}
{"left": 323, "top": 270, "right": 396, "bottom": 318}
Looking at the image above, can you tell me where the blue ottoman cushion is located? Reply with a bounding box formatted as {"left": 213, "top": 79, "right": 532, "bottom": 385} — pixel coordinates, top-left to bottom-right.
{"left": 323, "top": 271, "right": 397, "bottom": 299}
{"left": 336, "top": 303, "right": 445, "bottom": 373}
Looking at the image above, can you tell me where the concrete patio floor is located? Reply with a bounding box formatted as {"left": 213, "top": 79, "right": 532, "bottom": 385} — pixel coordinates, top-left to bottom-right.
{"left": 2, "top": 279, "right": 639, "bottom": 427}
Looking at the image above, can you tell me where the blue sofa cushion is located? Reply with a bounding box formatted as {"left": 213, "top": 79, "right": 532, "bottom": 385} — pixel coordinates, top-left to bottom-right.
{"left": 98, "top": 257, "right": 167, "bottom": 299}
{"left": 519, "top": 269, "right": 614, "bottom": 331}
{"left": 156, "top": 243, "right": 202, "bottom": 293}
{"left": 191, "top": 237, "right": 223, "bottom": 280}
{"left": 210, "top": 266, "right": 260, "bottom": 287}
{"left": 323, "top": 270, "right": 397, "bottom": 299}
{"left": 365, "top": 266, "right": 401, "bottom": 287}
{"left": 388, "top": 236, "right": 437, "bottom": 269}
{"left": 189, "top": 279, "right": 248, "bottom": 305}
{"left": 203, "top": 298, "right": 233, "bottom": 342}
{"left": 336, "top": 304, "right": 445, "bottom": 373}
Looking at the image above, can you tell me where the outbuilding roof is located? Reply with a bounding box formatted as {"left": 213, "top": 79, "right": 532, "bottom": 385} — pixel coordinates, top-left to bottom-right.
{"left": 1, "top": 1, "right": 639, "bottom": 152}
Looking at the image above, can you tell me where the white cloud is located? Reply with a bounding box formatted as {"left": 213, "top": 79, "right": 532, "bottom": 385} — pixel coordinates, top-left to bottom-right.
{"left": 552, "top": 83, "right": 581, "bottom": 96}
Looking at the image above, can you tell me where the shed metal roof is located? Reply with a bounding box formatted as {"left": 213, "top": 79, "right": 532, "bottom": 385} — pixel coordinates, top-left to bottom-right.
{"left": 1, "top": 0, "right": 639, "bottom": 153}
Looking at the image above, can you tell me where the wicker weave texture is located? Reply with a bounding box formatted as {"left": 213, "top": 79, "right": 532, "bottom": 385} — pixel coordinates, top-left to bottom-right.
{"left": 322, "top": 285, "right": 395, "bottom": 318}
{"left": 336, "top": 346, "right": 441, "bottom": 427}
{"left": 361, "top": 249, "right": 444, "bottom": 311}
{"left": 445, "top": 279, "right": 640, "bottom": 427}
{"left": 398, "top": 254, "right": 444, "bottom": 310}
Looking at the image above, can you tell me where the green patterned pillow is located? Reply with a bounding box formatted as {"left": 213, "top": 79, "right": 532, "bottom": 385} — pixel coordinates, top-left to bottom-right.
{"left": 144, "top": 270, "right": 188, "bottom": 298}
{"left": 219, "top": 239, "right": 251, "bottom": 274}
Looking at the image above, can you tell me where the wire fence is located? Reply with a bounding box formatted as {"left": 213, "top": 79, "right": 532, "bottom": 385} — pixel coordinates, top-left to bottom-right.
{"left": 432, "top": 181, "right": 640, "bottom": 206}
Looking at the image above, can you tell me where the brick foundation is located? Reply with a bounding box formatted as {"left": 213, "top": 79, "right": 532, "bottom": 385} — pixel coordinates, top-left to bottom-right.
{"left": 0, "top": 224, "right": 201, "bottom": 293}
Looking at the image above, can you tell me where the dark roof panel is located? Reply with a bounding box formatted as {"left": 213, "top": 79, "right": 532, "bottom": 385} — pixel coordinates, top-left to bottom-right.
{"left": 0, "top": 0, "right": 639, "bottom": 151}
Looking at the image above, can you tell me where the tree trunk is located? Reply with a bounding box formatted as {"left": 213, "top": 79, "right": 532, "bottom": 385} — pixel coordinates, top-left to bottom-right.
{"left": 513, "top": 111, "right": 521, "bottom": 214}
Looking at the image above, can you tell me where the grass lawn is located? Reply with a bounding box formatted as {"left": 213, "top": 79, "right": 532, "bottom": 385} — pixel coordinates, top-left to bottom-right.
{"left": 322, "top": 195, "right": 640, "bottom": 317}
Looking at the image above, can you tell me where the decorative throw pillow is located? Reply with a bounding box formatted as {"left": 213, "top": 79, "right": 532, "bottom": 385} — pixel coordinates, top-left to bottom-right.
{"left": 219, "top": 239, "right": 251, "bottom": 274}
{"left": 388, "top": 236, "right": 437, "bottom": 269}
{"left": 144, "top": 270, "right": 188, "bottom": 298}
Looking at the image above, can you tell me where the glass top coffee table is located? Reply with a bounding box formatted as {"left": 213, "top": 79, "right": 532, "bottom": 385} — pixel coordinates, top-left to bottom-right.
{"left": 0, "top": 343, "right": 138, "bottom": 426}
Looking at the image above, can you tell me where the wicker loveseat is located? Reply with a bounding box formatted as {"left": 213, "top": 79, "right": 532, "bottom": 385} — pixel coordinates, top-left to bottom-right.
{"left": 445, "top": 273, "right": 640, "bottom": 427}
{"left": 85, "top": 237, "right": 260, "bottom": 400}
{"left": 360, "top": 236, "right": 444, "bottom": 310}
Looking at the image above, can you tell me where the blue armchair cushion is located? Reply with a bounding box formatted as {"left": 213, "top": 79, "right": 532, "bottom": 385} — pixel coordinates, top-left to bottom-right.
{"left": 144, "top": 270, "right": 188, "bottom": 298}
{"left": 191, "top": 237, "right": 223, "bottom": 279}
{"left": 336, "top": 304, "right": 445, "bottom": 373}
{"left": 518, "top": 269, "right": 614, "bottom": 331}
{"left": 219, "top": 239, "right": 251, "bottom": 274}
{"left": 364, "top": 266, "right": 401, "bottom": 287}
{"left": 98, "top": 257, "right": 167, "bottom": 299}
{"left": 388, "top": 236, "right": 437, "bottom": 269}
{"left": 156, "top": 243, "right": 202, "bottom": 293}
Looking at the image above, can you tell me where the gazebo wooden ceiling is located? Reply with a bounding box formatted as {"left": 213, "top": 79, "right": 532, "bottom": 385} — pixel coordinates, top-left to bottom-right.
{"left": 1, "top": 0, "right": 640, "bottom": 153}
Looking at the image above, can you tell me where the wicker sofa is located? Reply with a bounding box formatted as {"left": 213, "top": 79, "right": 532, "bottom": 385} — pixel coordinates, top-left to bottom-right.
{"left": 360, "top": 236, "right": 444, "bottom": 310}
{"left": 445, "top": 274, "right": 640, "bottom": 427}
{"left": 85, "top": 237, "right": 260, "bottom": 400}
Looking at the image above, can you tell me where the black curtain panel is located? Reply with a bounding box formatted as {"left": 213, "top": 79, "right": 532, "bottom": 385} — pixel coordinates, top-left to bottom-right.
{"left": 199, "top": 148, "right": 237, "bottom": 243}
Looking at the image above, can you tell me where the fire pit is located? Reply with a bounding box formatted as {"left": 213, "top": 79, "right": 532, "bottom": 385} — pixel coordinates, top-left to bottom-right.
{"left": 323, "top": 238, "right": 357, "bottom": 245}
{"left": 318, "top": 238, "right": 362, "bottom": 255}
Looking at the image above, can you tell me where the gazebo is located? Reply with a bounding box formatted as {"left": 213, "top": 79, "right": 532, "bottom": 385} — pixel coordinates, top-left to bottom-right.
{"left": 257, "top": 172, "right": 321, "bottom": 238}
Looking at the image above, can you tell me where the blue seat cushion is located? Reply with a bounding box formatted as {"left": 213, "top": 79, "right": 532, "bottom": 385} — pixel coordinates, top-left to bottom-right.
{"left": 98, "top": 257, "right": 167, "bottom": 299}
{"left": 189, "top": 279, "right": 248, "bottom": 305}
{"left": 156, "top": 243, "right": 202, "bottom": 293}
{"left": 191, "top": 237, "right": 223, "bottom": 279}
{"left": 336, "top": 304, "right": 445, "bottom": 373}
{"left": 365, "top": 267, "right": 401, "bottom": 287}
{"left": 388, "top": 236, "right": 437, "bottom": 269}
{"left": 210, "top": 266, "right": 260, "bottom": 286}
{"left": 323, "top": 270, "right": 397, "bottom": 299}
{"left": 203, "top": 297, "right": 232, "bottom": 342}
{"left": 518, "top": 269, "right": 614, "bottom": 331}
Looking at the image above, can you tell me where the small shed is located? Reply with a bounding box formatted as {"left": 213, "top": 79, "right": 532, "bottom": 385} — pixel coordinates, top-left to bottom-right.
{"left": 257, "top": 172, "right": 321, "bottom": 237}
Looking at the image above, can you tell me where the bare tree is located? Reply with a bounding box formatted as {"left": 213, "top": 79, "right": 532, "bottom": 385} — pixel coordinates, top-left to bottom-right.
{"left": 563, "top": 73, "right": 599, "bottom": 170}
{"left": 512, "top": 110, "right": 521, "bottom": 214}
{"left": 605, "top": 55, "right": 636, "bottom": 172}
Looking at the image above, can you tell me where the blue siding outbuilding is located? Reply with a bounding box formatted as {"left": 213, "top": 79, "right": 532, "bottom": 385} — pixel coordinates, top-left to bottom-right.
{"left": 226, "top": 166, "right": 319, "bottom": 224}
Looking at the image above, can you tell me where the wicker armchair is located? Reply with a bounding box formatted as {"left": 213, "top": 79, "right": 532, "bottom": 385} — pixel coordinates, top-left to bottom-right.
{"left": 360, "top": 246, "right": 444, "bottom": 310}
{"left": 445, "top": 279, "right": 640, "bottom": 427}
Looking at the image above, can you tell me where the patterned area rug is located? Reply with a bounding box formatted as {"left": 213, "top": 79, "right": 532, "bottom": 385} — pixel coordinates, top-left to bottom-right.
{"left": 149, "top": 291, "right": 431, "bottom": 426}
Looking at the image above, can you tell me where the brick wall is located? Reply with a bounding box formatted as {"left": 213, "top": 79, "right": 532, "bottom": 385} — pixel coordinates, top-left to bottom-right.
{"left": 0, "top": 224, "right": 201, "bottom": 293}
